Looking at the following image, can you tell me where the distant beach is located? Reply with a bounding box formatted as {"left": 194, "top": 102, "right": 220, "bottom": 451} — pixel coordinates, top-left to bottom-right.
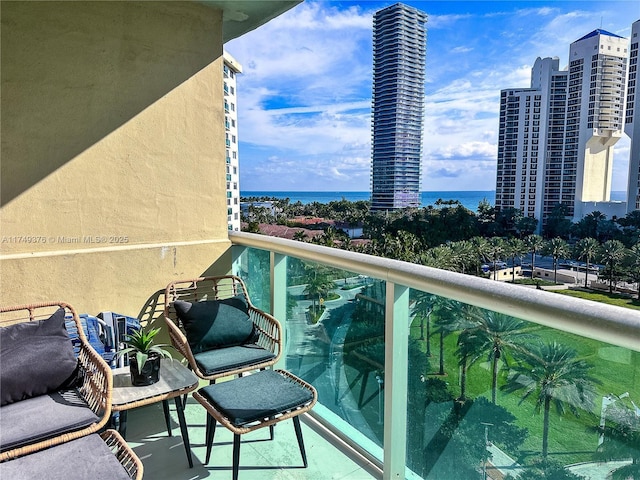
{"left": 242, "top": 191, "right": 496, "bottom": 212}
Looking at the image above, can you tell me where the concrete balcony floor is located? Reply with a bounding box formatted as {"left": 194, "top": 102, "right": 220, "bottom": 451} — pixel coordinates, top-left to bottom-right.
{"left": 124, "top": 398, "right": 379, "bottom": 480}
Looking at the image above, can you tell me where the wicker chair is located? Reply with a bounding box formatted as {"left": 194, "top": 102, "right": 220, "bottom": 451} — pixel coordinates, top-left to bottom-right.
{"left": 0, "top": 429, "right": 143, "bottom": 480}
{"left": 0, "top": 302, "right": 112, "bottom": 462}
{"left": 164, "top": 275, "right": 282, "bottom": 383}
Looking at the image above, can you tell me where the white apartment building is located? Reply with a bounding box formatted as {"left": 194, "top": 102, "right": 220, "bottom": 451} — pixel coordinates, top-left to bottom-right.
{"left": 224, "top": 52, "right": 242, "bottom": 232}
{"left": 626, "top": 20, "right": 640, "bottom": 211}
{"left": 496, "top": 28, "right": 630, "bottom": 229}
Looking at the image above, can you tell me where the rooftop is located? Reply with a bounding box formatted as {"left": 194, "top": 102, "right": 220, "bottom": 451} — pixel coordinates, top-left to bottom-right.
{"left": 575, "top": 28, "right": 626, "bottom": 42}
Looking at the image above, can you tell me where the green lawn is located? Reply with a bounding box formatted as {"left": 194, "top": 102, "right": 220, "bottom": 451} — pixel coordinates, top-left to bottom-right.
{"left": 342, "top": 288, "right": 640, "bottom": 471}
{"left": 555, "top": 288, "right": 640, "bottom": 310}
{"left": 407, "top": 309, "right": 640, "bottom": 467}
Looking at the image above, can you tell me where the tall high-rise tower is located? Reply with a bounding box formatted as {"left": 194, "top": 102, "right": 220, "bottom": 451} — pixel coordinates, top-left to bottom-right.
{"left": 223, "top": 52, "right": 242, "bottom": 232}
{"left": 370, "top": 3, "right": 427, "bottom": 211}
{"left": 626, "top": 20, "right": 640, "bottom": 210}
{"left": 495, "top": 28, "right": 629, "bottom": 228}
{"left": 569, "top": 29, "right": 627, "bottom": 218}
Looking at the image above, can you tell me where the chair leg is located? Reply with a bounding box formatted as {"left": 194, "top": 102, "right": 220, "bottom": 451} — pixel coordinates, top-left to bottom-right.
{"left": 232, "top": 434, "right": 241, "bottom": 480}
{"left": 293, "top": 416, "right": 308, "bottom": 468}
{"left": 174, "top": 396, "right": 194, "bottom": 468}
{"left": 205, "top": 414, "right": 216, "bottom": 465}
{"left": 162, "top": 400, "right": 172, "bottom": 437}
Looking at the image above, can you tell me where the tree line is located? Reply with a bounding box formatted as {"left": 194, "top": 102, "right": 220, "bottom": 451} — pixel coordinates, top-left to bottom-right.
{"left": 243, "top": 197, "right": 640, "bottom": 295}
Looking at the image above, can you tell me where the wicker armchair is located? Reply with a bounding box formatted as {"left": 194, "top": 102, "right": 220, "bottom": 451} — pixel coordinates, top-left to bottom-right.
{"left": 0, "top": 302, "right": 112, "bottom": 461}
{"left": 0, "top": 430, "right": 143, "bottom": 480}
{"left": 164, "top": 275, "right": 282, "bottom": 382}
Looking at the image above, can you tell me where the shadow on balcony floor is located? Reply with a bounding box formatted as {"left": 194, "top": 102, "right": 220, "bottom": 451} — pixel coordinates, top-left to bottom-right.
{"left": 123, "top": 398, "right": 379, "bottom": 480}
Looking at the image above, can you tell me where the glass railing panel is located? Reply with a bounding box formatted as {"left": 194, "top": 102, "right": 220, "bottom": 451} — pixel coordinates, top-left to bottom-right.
{"left": 235, "top": 247, "right": 387, "bottom": 460}
{"left": 231, "top": 239, "right": 640, "bottom": 479}
{"left": 234, "top": 246, "right": 270, "bottom": 312}
{"left": 286, "top": 257, "right": 387, "bottom": 455}
{"left": 406, "top": 287, "right": 640, "bottom": 479}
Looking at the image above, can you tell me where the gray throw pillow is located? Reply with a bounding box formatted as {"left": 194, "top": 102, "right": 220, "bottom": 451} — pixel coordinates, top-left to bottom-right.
{"left": 0, "top": 307, "right": 79, "bottom": 406}
{"left": 173, "top": 295, "right": 257, "bottom": 354}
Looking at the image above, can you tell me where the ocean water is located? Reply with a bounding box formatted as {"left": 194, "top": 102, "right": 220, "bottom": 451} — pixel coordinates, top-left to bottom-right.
{"left": 242, "top": 190, "right": 629, "bottom": 213}
{"left": 242, "top": 191, "right": 495, "bottom": 212}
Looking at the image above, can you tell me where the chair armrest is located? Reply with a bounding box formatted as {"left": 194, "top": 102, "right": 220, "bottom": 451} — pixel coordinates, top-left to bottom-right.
{"left": 100, "top": 429, "right": 143, "bottom": 480}
{"left": 77, "top": 341, "right": 113, "bottom": 426}
{"left": 249, "top": 307, "right": 282, "bottom": 362}
{"left": 164, "top": 315, "right": 202, "bottom": 376}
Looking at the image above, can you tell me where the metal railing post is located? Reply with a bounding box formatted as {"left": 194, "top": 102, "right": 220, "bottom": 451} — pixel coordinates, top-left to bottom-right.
{"left": 383, "top": 281, "right": 409, "bottom": 480}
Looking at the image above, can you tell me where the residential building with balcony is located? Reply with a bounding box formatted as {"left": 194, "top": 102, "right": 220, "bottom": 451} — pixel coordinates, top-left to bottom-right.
{"left": 2, "top": 3, "right": 640, "bottom": 479}
{"left": 496, "top": 28, "right": 630, "bottom": 228}
{"left": 224, "top": 52, "right": 242, "bottom": 232}
{"left": 370, "top": 3, "right": 427, "bottom": 211}
{"left": 626, "top": 20, "right": 640, "bottom": 210}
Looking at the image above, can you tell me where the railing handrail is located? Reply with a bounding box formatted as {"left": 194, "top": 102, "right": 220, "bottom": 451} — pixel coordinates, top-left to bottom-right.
{"left": 230, "top": 231, "right": 640, "bottom": 352}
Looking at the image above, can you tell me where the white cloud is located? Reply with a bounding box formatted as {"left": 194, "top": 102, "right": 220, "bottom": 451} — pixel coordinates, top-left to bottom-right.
{"left": 227, "top": 1, "right": 636, "bottom": 193}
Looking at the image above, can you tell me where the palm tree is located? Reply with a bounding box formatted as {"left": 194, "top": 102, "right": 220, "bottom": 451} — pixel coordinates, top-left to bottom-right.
{"left": 524, "top": 234, "right": 544, "bottom": 276}
{"left": 449, "top": 240, "right": 476, "bottom": 274}
{"left": 505, "top": 237, "right": 526, "bottom": 282}
{"left": 411, "top": 292, "right": 435, "bottom": 355}
{"left": 600, "top": 240, "right": 627, "bottom": 293}
{"left": 574, "top": 237, "right": 599, "bottom": 288}
{"left": 454, "top": 304, "right": 482, "bottom": 401}
{"left": 469, "top": 236, "right": 491, "bottom": 276}
{"left": 502, "top": 341, "right": 599, "bottom": 458}
{"left": 292, "top": 230, "right": 307, "bottom": 242}
{"left": 421, "top": 245, "right": 456, "bottom": 270}
{"left": 543, "top": 237, "right": 569, "bottom": 284}
{"left": 625, "top": 243, "right": 640, "bottom": 298}
{"left": 302, "top": 267, "right": 335, "bottom": 316}
{"left": 465, "top": 311, "right": 531, "bottom": 403}
{"left": 487, "top": 237, "right": 505, "bottom": 280}
{"left": 431, "top": 298, "right": 466, "bottom": 376}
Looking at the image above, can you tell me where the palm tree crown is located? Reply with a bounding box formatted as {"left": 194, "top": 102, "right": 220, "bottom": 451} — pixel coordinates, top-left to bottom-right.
{"left": 465, "top": 311, "right": 531, "bottom": 403}
{"left": 502, "top": 341, "right": 599, "bottom": 458}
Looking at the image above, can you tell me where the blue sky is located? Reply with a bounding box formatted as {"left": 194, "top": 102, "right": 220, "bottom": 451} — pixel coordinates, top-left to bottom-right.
{"left": 226, "top": 0, "right": 640, "bottom": 192}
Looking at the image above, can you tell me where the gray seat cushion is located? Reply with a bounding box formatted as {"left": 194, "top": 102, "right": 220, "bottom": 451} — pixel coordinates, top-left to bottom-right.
{"left": 194, "top": 344, "right": 275, "bottom": 376}
{"left": 0, "top": 390, "right": 99, "bottom": 452}
{"left": 199, "top": 370, "right": 313, "bottom": 426}
{"left": 0, "top": 433, "right": 131, "bottom": 480}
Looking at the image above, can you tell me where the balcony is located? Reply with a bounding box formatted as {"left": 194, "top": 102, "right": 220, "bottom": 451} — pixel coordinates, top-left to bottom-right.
{"left": 150, "top": 231, "right": 639, "bottom": 480}
{"left": 100, "top": 231, "right": 640, "bottom": 479}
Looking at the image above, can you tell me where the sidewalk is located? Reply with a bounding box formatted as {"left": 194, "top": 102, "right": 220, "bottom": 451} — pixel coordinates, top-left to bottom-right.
{"left": 566, "top": 460, "right": 632, "bottom": 480}
{"left": 487, "top": 443, "right": 525, "bottom": 479}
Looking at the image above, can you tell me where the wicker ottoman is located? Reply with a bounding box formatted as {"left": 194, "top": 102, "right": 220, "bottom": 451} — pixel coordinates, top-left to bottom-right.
{"left": 193, "top": 369, "right": 317, "bottom": 480}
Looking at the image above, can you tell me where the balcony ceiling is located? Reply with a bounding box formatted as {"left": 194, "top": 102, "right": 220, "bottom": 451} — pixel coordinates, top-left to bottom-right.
{"left": 204, "top": 1, "right": 302, "bottom": 43}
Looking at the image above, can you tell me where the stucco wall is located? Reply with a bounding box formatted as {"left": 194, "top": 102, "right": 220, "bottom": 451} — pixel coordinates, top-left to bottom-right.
{"left": 1, "top": 2, "right": 231, "bottom": 317}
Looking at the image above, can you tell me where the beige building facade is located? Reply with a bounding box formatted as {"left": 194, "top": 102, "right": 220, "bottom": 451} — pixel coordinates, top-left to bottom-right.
{"left": 0, "top": 1, "right": 299, "bottom": 319}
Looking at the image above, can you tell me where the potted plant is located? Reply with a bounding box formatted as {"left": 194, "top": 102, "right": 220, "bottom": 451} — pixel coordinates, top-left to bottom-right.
{"left": 116, "top": 327, "right": 173, "bottom": 386}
